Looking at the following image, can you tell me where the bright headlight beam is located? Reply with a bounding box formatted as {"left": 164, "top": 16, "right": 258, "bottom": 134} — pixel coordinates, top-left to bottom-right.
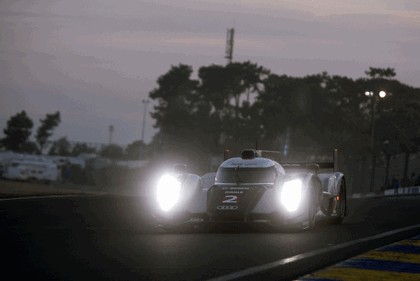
{"left": 156, "top": 174, "right": 181, "bottom": 212}
{"left": 280, "top": 179, "right": 302, "bottom": 212}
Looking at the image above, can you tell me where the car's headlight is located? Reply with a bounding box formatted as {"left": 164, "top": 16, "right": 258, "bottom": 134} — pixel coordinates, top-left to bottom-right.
{"left": 156, "top": 174, "right": 181, "bottom": 212}
{"left": 279, "top": 179, "right": 302, "bottom": 212}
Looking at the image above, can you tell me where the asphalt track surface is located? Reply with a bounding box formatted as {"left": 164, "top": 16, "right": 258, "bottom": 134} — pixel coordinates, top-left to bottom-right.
{"left": 2, "top": 194, "right": 420, "bottom": 281}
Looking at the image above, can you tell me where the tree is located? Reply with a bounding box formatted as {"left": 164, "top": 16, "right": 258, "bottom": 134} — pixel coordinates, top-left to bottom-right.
{"left": 149, "top": 64, "right": 202, "bottom": 158}
{"left": 322, "top": 74, "right": 369, "bottom": 152}
{"left": 149, "top": 62, "right": 272, "bottom": 168}
{"left": 355, "top": 69, "right": 420, "bottom": 190}
{"left": 197, "top": 61, "right": 269, "bottom": 150}
{"left": 255, "top": 72, "right": 341, "bottom": 156}
{"left": 125, "top": 140, "right": 146, "bottom": 160}
{"left": 36, "top": 111, "right": 61, "bottom": 153}
{"left": 148, "top": 62, "right": 420, "bottom": 181}
{"left": 365, "top": 67, "right": 396, "bottom": 79}
{"left": 100, "top": 144, "right": 124, "bottom": 159}
{"left": 149, "top": 64, "right": 198, "bottom": 135}
{"left": 70, "top": 143, "right": 96, "bottom": 156}
{"left": 48, "top": 136, "right": 71, "bottom": 156}
{"left": 374, "top": 83, "right": 420, "bottom": 183}
{"left": 1, "top": 111, "right": 34, "bottom": 152}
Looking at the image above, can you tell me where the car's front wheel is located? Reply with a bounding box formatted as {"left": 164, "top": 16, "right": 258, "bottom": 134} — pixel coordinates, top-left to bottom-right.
{"left": 303, "top": 189, "right": 317, "bottom": 230}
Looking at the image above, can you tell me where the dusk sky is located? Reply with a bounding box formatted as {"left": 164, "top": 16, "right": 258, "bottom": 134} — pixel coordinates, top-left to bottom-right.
{"left": 1, "top": 0, "right": 419, "bottom": 146}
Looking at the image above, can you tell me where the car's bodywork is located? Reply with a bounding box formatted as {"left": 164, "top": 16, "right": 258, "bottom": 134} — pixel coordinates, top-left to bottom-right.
{"left": 154, "top": 149, "right": 347, "bottom": 231}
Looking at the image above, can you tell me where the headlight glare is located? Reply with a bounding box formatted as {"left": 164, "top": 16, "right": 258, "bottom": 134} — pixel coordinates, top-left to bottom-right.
{"left": 157, "top": 174, "right": 181, "bottom": 212}
{"left": 280, "top": 179, "right": 302, "bottom": 212}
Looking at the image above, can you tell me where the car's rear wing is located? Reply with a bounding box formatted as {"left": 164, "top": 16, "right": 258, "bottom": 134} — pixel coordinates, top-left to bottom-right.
{"left": 282, "top": 149, "right": 339, "bottom": 172}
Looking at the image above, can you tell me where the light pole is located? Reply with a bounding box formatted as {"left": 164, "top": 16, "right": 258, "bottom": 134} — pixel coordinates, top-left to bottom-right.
{"left": 141, "top": 99, "right": 150, "bottom": 142}
{"left": 108, "top": 125, "right": 114, "bottom": 145}
{"left": 365, "top": 90, "right": 387, "bottom": 192}
{"left": 383, "top": 140, "right": 391, "bottom": 190}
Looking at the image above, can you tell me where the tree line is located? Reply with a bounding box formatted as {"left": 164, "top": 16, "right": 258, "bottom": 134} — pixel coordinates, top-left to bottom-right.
{"left": 0, "top": 111, "right": 148, "bottom": 160}
{"left": 148, "top": 62, "right": 420, "bottom": 187}
{"left": 2, "top": 62, "right": 420, "bottom": 191}
{"left": 1, "top": 111, "right": 61, "bottom": 154}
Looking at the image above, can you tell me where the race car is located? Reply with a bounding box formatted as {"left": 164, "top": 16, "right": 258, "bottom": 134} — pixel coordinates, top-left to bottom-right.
{"left": 153, "top": 148, "right": 347, "bottom": 231}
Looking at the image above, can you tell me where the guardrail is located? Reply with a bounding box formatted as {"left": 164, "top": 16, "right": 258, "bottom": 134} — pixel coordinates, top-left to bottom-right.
{"left": 351, "top": 186, "right": 420, "bottom": 198}
{"left": 384, "top": 186, "right": 420, "bottom": 195}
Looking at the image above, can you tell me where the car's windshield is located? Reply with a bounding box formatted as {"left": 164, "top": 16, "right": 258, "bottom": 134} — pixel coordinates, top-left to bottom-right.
{"left": 216, "top": 167, "right": 277, "bottom": 184}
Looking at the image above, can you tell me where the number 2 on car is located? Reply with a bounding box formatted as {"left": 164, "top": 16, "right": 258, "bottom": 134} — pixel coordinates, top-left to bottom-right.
{"left": 222, "top": 195, "right": 238, "bottom": 204}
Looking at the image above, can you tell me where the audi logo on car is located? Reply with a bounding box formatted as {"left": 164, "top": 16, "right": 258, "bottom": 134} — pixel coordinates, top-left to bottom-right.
{"left": 217, "top": 205, "right": 238, "bottom": 210}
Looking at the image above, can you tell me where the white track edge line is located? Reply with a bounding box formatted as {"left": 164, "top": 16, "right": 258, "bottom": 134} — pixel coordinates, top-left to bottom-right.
{"left": 207, "top": 223, "right": 420, "bottom": 281}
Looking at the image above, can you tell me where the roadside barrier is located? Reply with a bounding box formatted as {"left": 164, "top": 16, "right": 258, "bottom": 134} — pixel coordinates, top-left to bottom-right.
{"left": 351, "top": 186, "right": 420, "bottom": 198}
{"left": 384, "top": 186, "right": 420, "bottom": 196}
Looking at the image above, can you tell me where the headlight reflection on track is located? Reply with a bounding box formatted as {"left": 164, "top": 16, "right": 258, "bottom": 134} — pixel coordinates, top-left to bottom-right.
{"left": 156, "top": 174, "right": 181, "bottom": 212}
{"left": 280, "top": 179, "right": 302, "bottom": 212}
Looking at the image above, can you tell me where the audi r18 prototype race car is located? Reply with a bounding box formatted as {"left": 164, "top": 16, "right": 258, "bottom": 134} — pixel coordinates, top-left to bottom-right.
{"left": 153, "top": 149, "right": 347, "bottom": 231}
